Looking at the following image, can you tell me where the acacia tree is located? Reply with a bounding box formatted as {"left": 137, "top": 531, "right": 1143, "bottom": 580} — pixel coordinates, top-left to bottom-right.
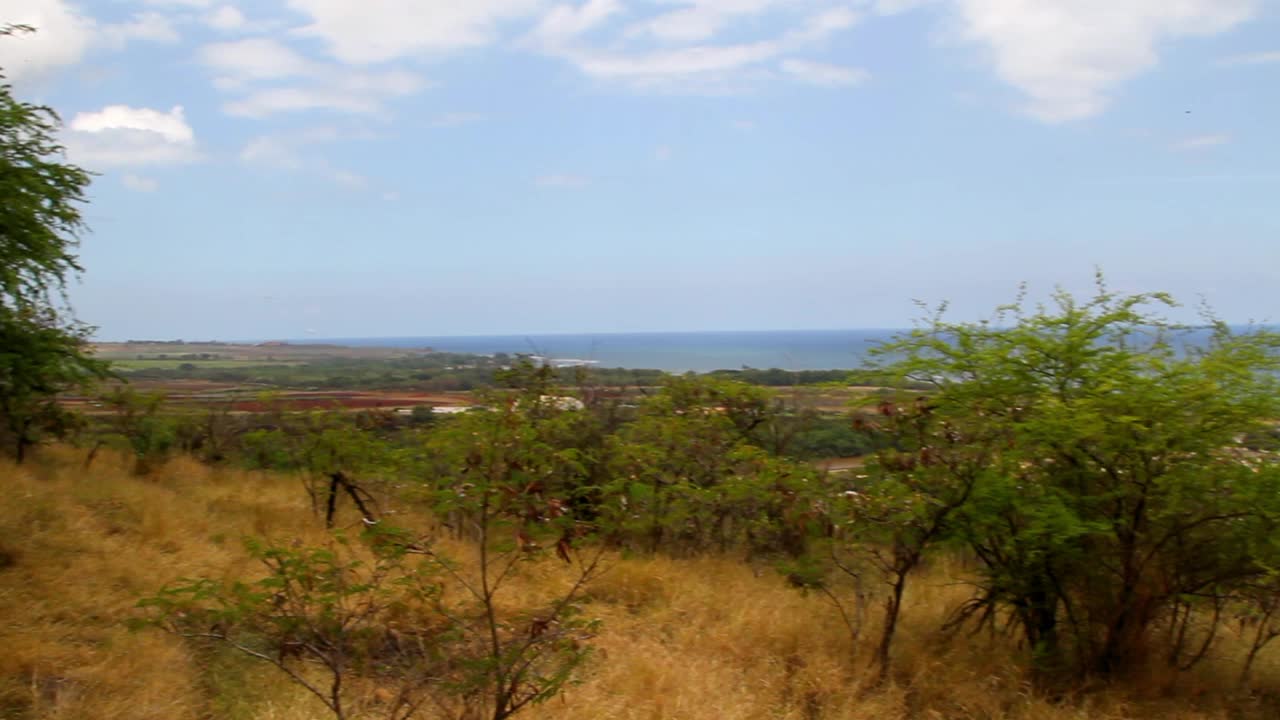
{"left": 0, "top": 35, "right": 107, "bottom": 461}
{"left": 142, "top": 385, "right": 604, "bottom": 720}
{"left": 413, "top": 373, "right": 605, "bottom": 720}
{"left": 791, "top": 393, "right": 1003, "bottom": 683}
{"left": 602, "top": 376, "right": 820, "bottom": 555}
{"left": 873, "top": 278, "right": 1280, "bottom": 681}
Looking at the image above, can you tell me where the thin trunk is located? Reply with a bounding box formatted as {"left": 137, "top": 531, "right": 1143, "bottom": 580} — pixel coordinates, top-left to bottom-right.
{"left": 330, "top": 667, "right": 345, "bottom": 720}
{"left": 874, "top": 572, "right": 907, "bottom": 684}
{"left": 1238, "top": 601, "right": 1278, "bottom": 689}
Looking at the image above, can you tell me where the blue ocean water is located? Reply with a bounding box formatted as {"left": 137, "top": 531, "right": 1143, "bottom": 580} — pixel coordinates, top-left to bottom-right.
{"left": 299, "top": 330, "right": 906, "bottom": 373}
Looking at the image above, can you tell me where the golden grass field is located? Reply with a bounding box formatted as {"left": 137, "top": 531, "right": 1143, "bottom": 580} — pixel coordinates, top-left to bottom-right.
{"left": 2, "top": 448, "right": 1279, "bottom": 719}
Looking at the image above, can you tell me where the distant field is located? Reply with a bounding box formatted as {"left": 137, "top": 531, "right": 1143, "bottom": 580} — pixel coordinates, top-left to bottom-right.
{"left": 109, "top": 359, "right": 306, "bottom": 370}
{"left": 92, "top": 341, "right": 435, "bottom": 362}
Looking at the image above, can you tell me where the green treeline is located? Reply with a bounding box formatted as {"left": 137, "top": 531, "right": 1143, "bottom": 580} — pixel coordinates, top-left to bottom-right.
{"left": 110, "top": 352, "right": 899, "bottom": 392}
{"left": 80, "top": 369, "right": 882, "bottom": 472}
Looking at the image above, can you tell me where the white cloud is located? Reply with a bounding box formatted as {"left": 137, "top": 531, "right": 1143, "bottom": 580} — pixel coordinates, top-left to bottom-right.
{"left": 225, "top": 87, "right": 379, "bottom": 116}
{"left": 874, "top": 0, "right": 937, "bottom": 14}
{"left": 1, "top": 2, "right": 188, "bottom": 83}
{"left": 950, "top": 0, "right": 1258, "bottom": 122}
{"left": 240, "top": 133, "right": 317, "bottom": 170}
{"left": 287, "top": 0, "right": 546, "bottom": 64}
{"left": 200, "top": 37, "right": 316, "bottom": 82}
{"left": 568, "top": 40, "right": 780, "bottom": 81}
{"left": 531, "top": 2, "right": 863, "bottom": 92}
{"left": 205, "top": 6, "right": 247, "bottom": 31}
{"left": 1218, "top": 50, "right": 1280, "bottom": 66}
{"left": 629, "top": 0, "right": 786, "bottom": 44}
{"left": 535, "top": 173, "right": 591, "bottom": 188}
{"left": 240, "top": 127, "right": 369, "bottom": 188}
{"left": 100, "top": 12, "right": 180, "bottom": 49}
{"left": 1173, "top": 134, "right": 1230, "bottom": 151}
{"left": 790, "top": 6, "right": 860, "bottom": 42}
{"left": 528, "top": 0, "right": 622, "bottom": 45}
{"left": 71, "top": 105, "right": 193, "bottom": 142}
{"left": 200, "top": 38, "right": 426, "bottom": 116}
{"left": 0, "top": 0, "right": 94, "bottom": 82}
{"left": 121, "top": 174, "right": 159, "bottom": 192}
{"left": 780, "top": 58, "right": 869, "bottom": 86}
{"left": 223, "top": 70, "right": 425, "bottom": 117}
{"left": 655, "top": 145, "right": 673, "bottom": 161}
{"left": 65, "top": 105, "right": 201, "bottom": 168}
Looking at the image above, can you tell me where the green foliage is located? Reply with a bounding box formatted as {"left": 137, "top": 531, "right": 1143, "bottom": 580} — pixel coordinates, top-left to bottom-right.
{"left": 407, "top": 405, "right": 435, "bottom": 426}
{"left": 118, "top": 278, "right": 1280, "bottom": 701}
{"left": 109, "top": 350, "right": 668, "bottom": 393}
{"left": 419, "top": 366, "right": 599, "bottom": 533}
{"left": 782, "top": 414, "right": 878, "bottom": 459}
{"left": 603, "top": 376, "right": 821, "bottom": 555}
{"left": 101, "top": 388, "right": 177, "bottom": 474}
{"left": 170, "top": 404, "right": 239, "bottom": 463}
{"left": 867, "top": 278, "right": 1280, "bottom": 680}
{"left": 0, "top": 307, "right": 106, "bottom": 461}
{"left": 138, "top": 530, "right": 449, "bottom": 720}
{"left": 0, "top": 51, "right": 90, "bottom": 309}
{"left": 236, "top": 410, "right": 394, "bottom": 474}
{"left": 138, "top": 523, "right": 599, "bottom": 720}
{"left": 0, "top": 49, "right": 104, "bottom": 461}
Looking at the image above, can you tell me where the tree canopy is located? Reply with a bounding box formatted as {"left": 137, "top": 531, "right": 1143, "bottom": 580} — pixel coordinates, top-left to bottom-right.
{"left": 0, "top": 42, "right": 105, "bottom": 460}
{"left": 842, "top": 278, "right": 1280, "bottom": 681}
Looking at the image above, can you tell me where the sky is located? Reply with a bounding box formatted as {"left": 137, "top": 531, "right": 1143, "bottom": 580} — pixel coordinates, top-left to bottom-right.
{"left": 2, "top": 0, "right": 1278, "bottom": 341}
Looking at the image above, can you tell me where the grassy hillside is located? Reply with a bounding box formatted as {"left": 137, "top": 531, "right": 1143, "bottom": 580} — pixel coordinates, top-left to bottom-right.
{"left": 2, "top": 449, "right": 1279, "bottom": 719}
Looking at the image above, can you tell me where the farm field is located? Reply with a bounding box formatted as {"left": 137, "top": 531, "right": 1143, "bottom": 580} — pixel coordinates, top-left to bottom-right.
{"left": 91, "top": 341, "right": 437, "bottom": 362}
{"left": 63, "top": 382, "right": 474, "bottom": 414}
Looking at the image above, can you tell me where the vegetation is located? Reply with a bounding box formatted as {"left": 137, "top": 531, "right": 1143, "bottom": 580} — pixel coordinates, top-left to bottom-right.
{"left": 12, "top": 287, "right": 1268, "bottom": 719}
{"left": 0, "top": 39, "right": 107, "bottom": 461}
{"left": 97, "top": 344, "right": 670, "bottom": 392}
{"left": 779, "top": 282, "right": 1280, "bottom": 692}
{"left": 6, "top": 448, "right": 1280, "bottom": 720}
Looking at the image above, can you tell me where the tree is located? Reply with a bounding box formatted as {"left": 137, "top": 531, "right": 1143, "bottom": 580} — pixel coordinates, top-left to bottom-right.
{"left": 142, "top": 383, "right": 606, "bottom": 720}
{"left": 603, "top": 376, "right": 820, "bottom": 556}
{"left": 0, "top": 32, "right": 106, "bottom": 460}
{"left": 409, "top": 373, "right": 605, "bottom": 719}
{"left": 870, "top": 277, "right": 1280, "bottom": 682}
{"left": 100, "top": 387, "right": 176, "bottom": 474}
{"left": 793, "top": 393, "right": 997, "bottom": 683}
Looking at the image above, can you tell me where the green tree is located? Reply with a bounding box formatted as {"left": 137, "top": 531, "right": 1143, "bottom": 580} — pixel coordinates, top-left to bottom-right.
{"left": 0, "top": 34, "right": 106, "bottom": 460}
{"left": 100, "top": 387, "right": 176, "bottom": 474}
{"left": 790, "top": 392, "right": 999, "bottom": 683}
{"left": 871, "top": 278, "right": 1280, "bottom": 681}
{"left": 603, "top": 376, "right": 818, "bottom": 556}
{"left": 410, "top": 381, "right": 605, "bottom": 719}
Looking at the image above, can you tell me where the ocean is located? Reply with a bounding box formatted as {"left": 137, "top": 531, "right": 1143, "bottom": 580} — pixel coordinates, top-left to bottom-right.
{"left": 298, "top": 329, "right": 906, "bottom": 373}
{"left": 295, "top": 324, "right": 1273, "bottom": 374}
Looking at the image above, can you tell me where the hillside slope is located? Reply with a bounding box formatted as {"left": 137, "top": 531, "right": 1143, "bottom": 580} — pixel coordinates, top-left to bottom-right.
{"left": 1, "top": 449, "right": 1277, "bottom": 719}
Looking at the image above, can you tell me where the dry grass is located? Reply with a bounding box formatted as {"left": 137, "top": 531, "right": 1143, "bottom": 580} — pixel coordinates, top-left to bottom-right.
{"left": 2, "top": 448, "right": 1278, "bottom": 719}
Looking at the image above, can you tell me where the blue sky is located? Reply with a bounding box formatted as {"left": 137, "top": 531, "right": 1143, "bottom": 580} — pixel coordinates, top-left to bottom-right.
{"left": 3, "top": 0, "right": 1278, "bottom": 340}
